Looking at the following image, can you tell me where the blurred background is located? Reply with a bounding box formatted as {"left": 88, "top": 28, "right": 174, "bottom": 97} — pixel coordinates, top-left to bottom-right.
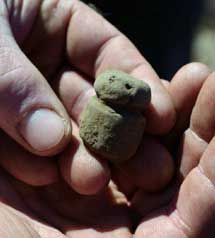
{"left": 82, "top": 0, "right": 215, "bottom": 80}
{"left": 192, "top": 0, "right": 215, "bottom": 72}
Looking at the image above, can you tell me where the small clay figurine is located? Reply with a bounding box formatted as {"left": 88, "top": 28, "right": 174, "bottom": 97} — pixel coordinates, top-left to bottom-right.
{"left": 79, "top": 70, "right": 151, "bottom": 163}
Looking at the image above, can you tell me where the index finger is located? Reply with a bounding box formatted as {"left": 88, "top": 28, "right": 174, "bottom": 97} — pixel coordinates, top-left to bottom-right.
{"left": 66, "top": 1, "right": 176, "bottom": 134}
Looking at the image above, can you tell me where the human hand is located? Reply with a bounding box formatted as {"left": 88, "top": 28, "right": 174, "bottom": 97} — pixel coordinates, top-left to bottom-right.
{"left": 0, "top": 169, "right": 133, "bottom": 238}
{"left": 0, "top": 0, "right": 176, "bottom": 194}
{"left": 133, "top": 63, "right": 215, "bottom": 237}
{"left": 0, "top": 63, "right": 212, "bottom": 238}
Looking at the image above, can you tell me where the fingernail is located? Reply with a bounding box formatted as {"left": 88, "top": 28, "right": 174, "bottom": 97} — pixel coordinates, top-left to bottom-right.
{"left": 19, "top": 109, "right": 65, "bottom": 152}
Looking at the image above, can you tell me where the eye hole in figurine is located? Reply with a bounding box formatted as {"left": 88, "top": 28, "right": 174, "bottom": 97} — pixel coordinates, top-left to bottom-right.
{"left": 125, "top": 83, "right": 132, "bottom": 90}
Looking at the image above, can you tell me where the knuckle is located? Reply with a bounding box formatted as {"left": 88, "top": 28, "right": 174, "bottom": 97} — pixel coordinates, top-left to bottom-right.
{"left": 0, "top": 52, "right": 35, "bottom": 121}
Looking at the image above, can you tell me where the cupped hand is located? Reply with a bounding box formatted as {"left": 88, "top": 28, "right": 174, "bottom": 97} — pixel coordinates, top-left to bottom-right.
{"left": 0, "top": 0, "right": 176, "bottom": 194}
{"left": 0, "top": 168, "right": 133, "bottom": 238}
{"left": 0, "top": 63, "right": 212, "bottom": 238}
{"left": 133, "top": 64, "right": 215, "bottom": 237}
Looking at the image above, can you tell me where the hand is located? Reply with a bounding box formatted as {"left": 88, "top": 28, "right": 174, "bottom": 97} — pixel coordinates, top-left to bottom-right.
{"left": 0, "top": 0, "right": 176, "bottom": 194}
{"left": 0, "top": 63, "right": 212, "bottom": 238}
{"left": 133, "top": 63, "right": 215, "bottom": 237}
{"left": 0, "top": 170, "right": 133, "bottom": 238}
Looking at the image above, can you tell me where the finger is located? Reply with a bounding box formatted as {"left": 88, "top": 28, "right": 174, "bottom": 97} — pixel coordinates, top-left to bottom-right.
{"left": 67, "top": 1, "right": 176, "bottom": 134}
{"left": 54, "top": 70, "right": 110, "bottom": 195}
{"left": 111, "top": 167, "right": 137, "bottom": 198}
{"left": 131, "top": 184, "right": 177, "bottom": 217}
{"left": 13, "top": 179, "right": 132, "bottom": 238}
{"left": 169, "top": 137, "right": 215, "bottom": 237}
{"left": 169, "top": 63, "right": 210, "bottom": 136}
{"left": 136, "top": 127, "right": 215, "bottom": 237}
{"left": 135, "top": 67, "right": 214, "bottom": 238}
{"left": 60, "top": 121, "right": 111, "bottom": 195}
{"left": 21, "top": 0, "right": 73, "bottom": 78}
{"left": 135, "top": 151, "right": 215, "bottom": 238}
{"left": 190, "top": 72, "right": 215, "bottom": 142}
{"left": 54, "top": 70, "right": 94, "bottom": 124}
{"left": 118, "top": 135, "right": 174, "bottom": 192}
{"left": 163, "top": 63, "right": 210, "bottom": 154}
{"left": 39, "top": 181, "right": 130, "bottom": 228}
{"left": 106, "top": 76, "right": 172, "bottom": 193}
{"left": 179, "top": 69, "right": 212, "bottom": 177}
{"left": 0, "top": 130, "right": 58, "bottom": 186}
{"left": 0, "top": 12, "right": 71, "bottom": 156}
{"left": 55, "top": 70, "right": 174, "bottom": 193}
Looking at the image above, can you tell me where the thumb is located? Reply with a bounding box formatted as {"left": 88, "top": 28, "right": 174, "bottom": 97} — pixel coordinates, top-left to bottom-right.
{"left": 0, "top": 8, "right": 71, "bottom": 156}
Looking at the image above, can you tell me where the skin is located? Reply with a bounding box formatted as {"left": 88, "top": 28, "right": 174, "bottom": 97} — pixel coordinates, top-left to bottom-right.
{"left": 0, "top": 171, "right": 132, "bottom": 238}
{"left": 134, "top": 64, "right": 215, "bottom": 238}
{"left": 0, "top": 0, "right": 214, "bottom": 237}
{"left": 0, "top": 63, "right": 213, "bottom": 238}
{"left": 0, "top": 0, "right": 176, "bottom": 194}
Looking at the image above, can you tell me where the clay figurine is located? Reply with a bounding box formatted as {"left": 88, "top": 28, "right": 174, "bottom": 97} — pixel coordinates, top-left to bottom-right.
{"left": 80, "top": 70, "right": 151, "bottom": 163}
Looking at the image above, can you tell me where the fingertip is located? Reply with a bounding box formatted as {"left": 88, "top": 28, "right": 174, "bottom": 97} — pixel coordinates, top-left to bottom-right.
{"left": 60, "top": 137, "right": 111, "bottom": 195}
{"left": 163, "top": 62, "right": 211, "bottom": 148}
{"left": 145, "top": 92, "right": 176, "bottom": 135}
{"left": 132, "top": 71, "right": 176, "bottom": 135}
{"left": 19, "top": 109, "right": 72, "bottom": 157}
{"left": 190, "top": 72, "right": 215, "bottom": 142}
{"left": 167, "top": 62, "right": 210, "bottom": 125}
{"left": 172, "top": 62, "right": 211, "bottom": 83}
{"left": 0, "top": 29, "right": 73, "bottom": 157}
{"left": 121, "top": 136, "right": 175, "bottom": 192}
{"left": 169, "top": 62, "right": 211, "bottom": 112}
{"left": 54, "top": 70, "right": 94, "bottom": 124}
